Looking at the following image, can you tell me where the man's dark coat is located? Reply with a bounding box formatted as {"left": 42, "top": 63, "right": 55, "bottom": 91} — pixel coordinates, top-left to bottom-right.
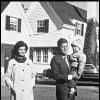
{"left": 50, "top": 55, "right": 76, "bottom": 100}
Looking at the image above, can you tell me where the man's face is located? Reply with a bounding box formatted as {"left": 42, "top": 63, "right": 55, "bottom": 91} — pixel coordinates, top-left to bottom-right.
{"left": 60, "top": 43, "right": 68, "bottom": 55}
{"left": 18, "top": 46, "right": 27, "bottom": 57}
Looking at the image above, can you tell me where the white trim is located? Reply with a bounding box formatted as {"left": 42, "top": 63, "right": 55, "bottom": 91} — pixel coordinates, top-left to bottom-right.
{"left": 16, "top": 2, "right": 34, "bottom": 36}
{"left": 61, "top": 24, "right": 75, "bottom": 31}
{"left": 26, "top": 2, "right": 39, "bottom": 17}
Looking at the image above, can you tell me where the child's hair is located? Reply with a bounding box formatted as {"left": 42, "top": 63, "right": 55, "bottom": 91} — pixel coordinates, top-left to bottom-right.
{"left": 71, "top": 39, "right": 82, "bottom": 50}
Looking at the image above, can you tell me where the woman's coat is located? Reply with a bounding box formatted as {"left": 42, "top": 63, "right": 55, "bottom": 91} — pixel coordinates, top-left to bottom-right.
{"left": 5, "top": 58, "right": 36, "bottom": 100}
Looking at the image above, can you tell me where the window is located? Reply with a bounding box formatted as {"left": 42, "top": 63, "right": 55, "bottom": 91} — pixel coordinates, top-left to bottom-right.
{"left": 6, "top": 15, "right": 21, "bottom": 32}
{"left": 37, "top": 19, "right": 49, "bottom": 33}
{"left": 75, "top": 22, "right": 84, "bottom": 36}
{"left": 34, "top": 48, "right": 49, "bottom": 63}
{"left": 36, "top": 49, "right": 41, "bottom": 62}
{"left": 43, "top": 48, "right": 48, "bottom": 63}
{"left": 10, "top": 17, "right": 18, "bottom": 31}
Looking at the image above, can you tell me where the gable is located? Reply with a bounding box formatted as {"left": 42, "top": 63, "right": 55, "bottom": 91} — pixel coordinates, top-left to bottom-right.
{"left": 26, "top": 2, "right": 57, "bottom": 33}
{"left": 1, "top": 2, "right": 33, "bottom": 45}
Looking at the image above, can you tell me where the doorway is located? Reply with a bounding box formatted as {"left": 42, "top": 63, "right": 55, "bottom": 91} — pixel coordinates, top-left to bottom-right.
{"left": 4, "top": 47, "right": 13, "bottom": 73}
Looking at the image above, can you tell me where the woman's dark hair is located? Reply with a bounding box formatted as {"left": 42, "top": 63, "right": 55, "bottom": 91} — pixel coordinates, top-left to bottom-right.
{"left": 12, "top": 41, "right": 28, "bottom": 58}
{"left": 57, "top": 38, "right": 68, "bottom": 48}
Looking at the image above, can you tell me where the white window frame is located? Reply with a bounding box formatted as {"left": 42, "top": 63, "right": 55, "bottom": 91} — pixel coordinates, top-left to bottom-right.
{"left": 36, "top": 49, "right": 41, "bottom": 63}
{"left": 43, "top": 48, "right": 48, "bottom": 63}
{"left": 37, "top": 20, "right": 45, "bottom": 33}
{"left": 10, "top": 17, "right": 18, "bottom": 32}
{"left": 34, "top": 48, "right": 49, "bottom": 64}
{"left": 37, "top": 19, "right": 49, "bottom": 33}
{"left": 75, "top": 22, "right": 81, "bottom": 36}
{"left": 75, "top": 22, "right": 84, "bottom": 36}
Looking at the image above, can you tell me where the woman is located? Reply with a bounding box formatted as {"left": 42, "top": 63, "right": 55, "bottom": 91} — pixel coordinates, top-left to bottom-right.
{"left": 5, "top": 41, "right": 36, "bottom": 100}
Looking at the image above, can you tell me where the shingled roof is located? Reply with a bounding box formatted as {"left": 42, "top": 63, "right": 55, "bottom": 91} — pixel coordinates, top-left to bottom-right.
{"left": 49, "top": 2, "right": 87, "bottom": 23}
{"left": 40, "top": 1, "right": 87, "bottom": 28}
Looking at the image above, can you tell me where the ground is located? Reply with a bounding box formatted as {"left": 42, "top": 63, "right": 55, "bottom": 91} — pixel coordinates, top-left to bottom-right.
{"left": 1, "top": 84, "right": 99, "bottom": 100}
{"left": 1, "top": 74, "right": 99, "bottom": 100}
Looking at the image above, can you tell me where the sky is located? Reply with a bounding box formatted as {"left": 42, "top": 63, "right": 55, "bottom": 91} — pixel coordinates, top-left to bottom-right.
{"left": 21, "top": 1, "right": 99, "bottom": 22}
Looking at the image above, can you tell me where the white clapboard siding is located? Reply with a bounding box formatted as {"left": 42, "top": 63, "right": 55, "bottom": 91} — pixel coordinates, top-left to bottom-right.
{"left": 26, "top": 2, "right": 57, "bottom": 34}
{"left": 1, "top": 2, "right": 33, "bottom": 46}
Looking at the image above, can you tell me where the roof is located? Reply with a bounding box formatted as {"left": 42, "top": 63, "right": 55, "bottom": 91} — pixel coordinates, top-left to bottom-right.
{"left": 40, "top": 1, "right": 87, "bottom": 28}
{"left": 49, "top": 2, "right": 87, "bottom": 23}
{"left": 1, "top": 1, "right": 9, "bottom": 13}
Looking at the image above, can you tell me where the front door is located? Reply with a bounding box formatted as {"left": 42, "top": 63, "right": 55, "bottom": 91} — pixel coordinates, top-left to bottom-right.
{"left": 4, "top": 47, "right": 12, "bottom": 73}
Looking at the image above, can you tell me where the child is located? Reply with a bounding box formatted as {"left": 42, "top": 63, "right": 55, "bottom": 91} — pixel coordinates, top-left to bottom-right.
{"left": 68, "top": 39, "right": 86, "bottom": 95}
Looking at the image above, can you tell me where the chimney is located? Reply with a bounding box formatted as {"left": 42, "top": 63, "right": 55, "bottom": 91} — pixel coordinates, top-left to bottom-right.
{"left": 21, "top": 4, "right": 24, "bottom": 9}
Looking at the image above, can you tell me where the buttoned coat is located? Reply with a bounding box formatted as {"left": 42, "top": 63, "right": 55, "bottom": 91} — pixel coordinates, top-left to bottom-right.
{"left": 50, "top": 55, "right": 75, "bottom": 100}
{"left": 5, "top": 58, "right": 36, "bottom": 100}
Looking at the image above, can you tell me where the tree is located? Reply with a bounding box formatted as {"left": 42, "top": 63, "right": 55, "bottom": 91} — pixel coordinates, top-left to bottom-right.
{"left": 83, "top": 18, "right": 97, "bottom": 66}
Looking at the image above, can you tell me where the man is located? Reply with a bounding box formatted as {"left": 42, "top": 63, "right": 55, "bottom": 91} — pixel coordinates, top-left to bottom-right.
{"left": 50, "top": 38, "right": 77, "bottom": 100}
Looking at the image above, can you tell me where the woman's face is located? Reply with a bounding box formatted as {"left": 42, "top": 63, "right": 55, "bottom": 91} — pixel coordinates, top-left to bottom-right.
{"left": 18, "top": 46, "right": 27, "bottom": 57}
{"left": 60, "top": 43, "right": 68, "bottom": 55}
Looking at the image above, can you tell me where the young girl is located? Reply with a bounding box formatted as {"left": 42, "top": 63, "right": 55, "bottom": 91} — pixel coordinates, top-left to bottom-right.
{"left": 5, "top": 41, "right": 36, "bottom": 100}
{"left": 68, "top": 39, "right": 86, "bottom": 95}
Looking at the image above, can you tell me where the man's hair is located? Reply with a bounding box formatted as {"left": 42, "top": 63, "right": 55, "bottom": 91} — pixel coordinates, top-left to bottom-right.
{"left": 57, "top": 38, "right": 68, "bottom": 48}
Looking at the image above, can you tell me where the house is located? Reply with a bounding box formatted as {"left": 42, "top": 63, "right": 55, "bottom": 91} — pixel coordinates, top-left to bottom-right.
{"left": 1, "top": 2, "right": 33, "bottom": 74}
{"left": 26, "top": 1, "right": 87, "bottom": 73}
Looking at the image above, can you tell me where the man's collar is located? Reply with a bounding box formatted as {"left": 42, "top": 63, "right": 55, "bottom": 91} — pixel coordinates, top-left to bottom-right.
{"left": 62, "top": 55, "right": 68, "bottom": 59}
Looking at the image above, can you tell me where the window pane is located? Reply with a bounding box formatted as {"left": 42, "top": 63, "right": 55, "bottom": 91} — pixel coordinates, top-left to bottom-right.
{"left": 37, "top": 19, "right": 49, "bottom": 33}
{"left": 75, "top": 22, "right": 82, "bottom": 36}
{"left": 36, "top": 49, "right": 41, "bottom": 62}
{"left": 9, "top": 17, "right": 18, "bottom": 32}
{"left": 43, "top": 49, "right": 48, "bottom": 62}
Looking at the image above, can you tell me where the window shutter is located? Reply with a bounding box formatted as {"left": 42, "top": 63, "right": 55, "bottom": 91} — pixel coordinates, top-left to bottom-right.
{"left": 29, "top": 47, "right": 33, "bottom": 61}
{"left": 18, "top": 18, "right": 21, "bottom": 32}
{"left": 44, "top": 19, "right": 49, "bottom": 33}
{"left": 81, "top": 24, "right": 84, "bottom": 36}
{"left": 6, "top": 15, "right": 10, "bottom": 30}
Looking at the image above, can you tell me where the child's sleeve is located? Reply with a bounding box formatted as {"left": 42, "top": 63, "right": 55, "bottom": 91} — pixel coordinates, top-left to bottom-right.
{"left": 78, "top": 54, "right": 86, "bottom": 78}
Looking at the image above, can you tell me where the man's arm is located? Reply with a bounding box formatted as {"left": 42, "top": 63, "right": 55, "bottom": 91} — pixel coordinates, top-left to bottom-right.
{"left": 50, "top": 57, "right": 73, "bottom": 82}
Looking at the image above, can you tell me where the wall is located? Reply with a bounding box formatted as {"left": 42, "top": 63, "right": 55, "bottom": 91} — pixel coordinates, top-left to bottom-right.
{"left": 1, "top": 2, "right": 31, "bottom": 46}
{"left": 26, "top": 2, "right": 57, "bottom": 34}
{"left": 1, "top": 2, "right": 33, "bottom": 58}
